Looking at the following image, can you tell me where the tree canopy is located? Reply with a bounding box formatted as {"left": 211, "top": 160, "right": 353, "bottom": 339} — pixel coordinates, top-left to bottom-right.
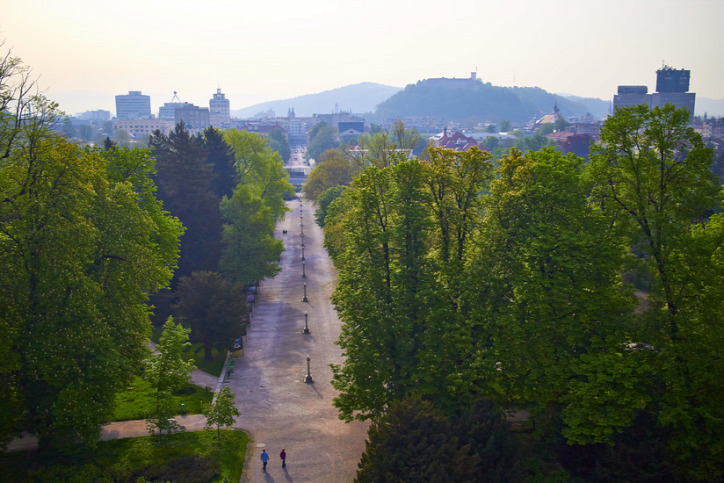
{"left": 0, "top": 50, "right": 182, "bottom": 452}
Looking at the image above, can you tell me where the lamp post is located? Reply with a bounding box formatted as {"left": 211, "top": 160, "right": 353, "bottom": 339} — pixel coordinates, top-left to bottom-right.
{"left": 301, "top": 233, "right": 305, "bottom": 247}
{"left": 302, "top": 282, "right": 308, "bottom": 302}
{"left": 304, "top": 356, "right": 314, "bottom": 383}
{"left": 301, "top": 245, "right": 305, "bottom": 261}
{"left": 302, "top": 260, "right": 307, "bottom": 278}
{"left": 303, "top": 313, "right": 310, "bottom": 334}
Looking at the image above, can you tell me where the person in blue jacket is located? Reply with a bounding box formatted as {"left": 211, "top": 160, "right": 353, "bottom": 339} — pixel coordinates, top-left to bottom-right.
{"left": 261, "top": 449, "right": 269, "bottom": 471}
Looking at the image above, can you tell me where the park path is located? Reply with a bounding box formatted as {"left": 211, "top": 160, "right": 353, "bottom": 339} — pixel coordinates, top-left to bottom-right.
{"left": 229, "top": 198, "right": 368, "bottom": 483}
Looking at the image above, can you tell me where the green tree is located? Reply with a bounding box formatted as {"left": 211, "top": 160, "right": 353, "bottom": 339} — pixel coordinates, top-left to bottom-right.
{"left": 331, "top": 160, "right": 438, "bottom": 421}
{"left": 150, "top": 123, "right": 221, "bottom": 282}
{"left": 202, "top": 127, "right": 238, "bottom": 200}
{"left": 203, "top": 386, "right": 240, "bottom": 440}
{"left": 144, "top": 316, "right": 196, "bottom": 439}
{"left": 0, "top": 49, "right": 182, "bottom": 453}
{"left": 267, "top": 127, "right": 291, "bottom": 163}
{"left": 468, "top": 147, "right": 640, "bottom": 442}
{"left": 302, "top": 149, "right": 356, "bottom": 201}
{"left": 220, "top": 130, "right": 293, "bottom": 285}
{"left": 314, "top": 185, "right": 346, "bottom": 228}
{"left": 587, "top": 104, "right": 724, "bottom": 479}
{"left": 307, "top": 121, "right": 339, "bottom": 161}
{"left": 174, "top": 271, "right": 247, "bottom": 360}
{"left": 0, "top": 64, "right": 182, "bottom": 453}
{"left": 355, "top": 396, "right": 478, "bottom": 483}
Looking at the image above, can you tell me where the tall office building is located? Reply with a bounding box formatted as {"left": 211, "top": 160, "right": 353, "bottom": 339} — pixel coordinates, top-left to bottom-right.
{"left": 115, "top": 91, "right": 151, "bottom": 119}
{"left": 613, "top": 66, "right": 695, "bottom": 121}
{"left": 209, "top": 88, "right": 230, "bottom": 126}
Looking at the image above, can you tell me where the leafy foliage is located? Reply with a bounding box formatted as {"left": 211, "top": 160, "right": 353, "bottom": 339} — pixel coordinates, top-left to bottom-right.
{"left": 203, "top": 386, "right": 240, "bottom": 440}
{"left": 144, "top": 317, "right": 196, "bottom": 439}
{"left": 0, "top": 51, "right": 182, "bottom": 453}
{"left": 174, "top": 271, "right": 247, "bottom": 360}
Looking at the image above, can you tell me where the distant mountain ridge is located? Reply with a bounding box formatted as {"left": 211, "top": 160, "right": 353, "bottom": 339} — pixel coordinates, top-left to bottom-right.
{"left": 231, "top": 82, "right": 402, "bottom": 118}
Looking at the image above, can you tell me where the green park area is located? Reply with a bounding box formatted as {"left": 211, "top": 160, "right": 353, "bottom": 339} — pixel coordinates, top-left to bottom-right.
{"left": 0, "top": 430, "right": 248, "bottom": 482}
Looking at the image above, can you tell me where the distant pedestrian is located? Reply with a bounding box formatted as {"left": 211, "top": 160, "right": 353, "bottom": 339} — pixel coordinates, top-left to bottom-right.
{"left": 261, "top": 449, "right": 269, "bottom": 471}
{"left": 280, "top": 448, "right": 287, "bottom": 468}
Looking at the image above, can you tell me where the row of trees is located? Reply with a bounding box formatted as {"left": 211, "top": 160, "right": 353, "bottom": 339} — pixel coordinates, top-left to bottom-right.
{"left": 148, "top": 123, "right": 294, "bottom": 359}
{"left": 322, "top": 105, "right": 724, "bottom": 480}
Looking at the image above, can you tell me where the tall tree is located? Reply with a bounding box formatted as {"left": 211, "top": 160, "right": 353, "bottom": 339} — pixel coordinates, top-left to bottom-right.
{"left": 202, "top": 127, "right": 238, "bottom": 200}
{"left": 220, "top": 129, "right": 293, "bottom": 285}
{"left": 587, "top": 104, "right": 724, "bottom": 479}
{"left": 0, "top": 51, "right": 182, "bottom": 452}
{"left": 150, "top": 123, "right": 221, "bottom": 281}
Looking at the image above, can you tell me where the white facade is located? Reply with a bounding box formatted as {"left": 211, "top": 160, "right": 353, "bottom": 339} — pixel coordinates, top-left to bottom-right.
{"left": 209, "top": 88, "right": 230, "bottom": 126}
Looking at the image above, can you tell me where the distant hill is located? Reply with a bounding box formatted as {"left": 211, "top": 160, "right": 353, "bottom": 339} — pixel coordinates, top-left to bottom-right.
{"left": 232, "top": 82, "right": 402, "bottom": 118}
{"left": 372, "top": 77, "right": 607, "bottom": 124}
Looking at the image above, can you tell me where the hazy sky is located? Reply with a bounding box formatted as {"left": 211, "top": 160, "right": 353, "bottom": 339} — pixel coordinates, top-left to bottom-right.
{"left": 3, "top": 0, "right": 722, "bottom": 115}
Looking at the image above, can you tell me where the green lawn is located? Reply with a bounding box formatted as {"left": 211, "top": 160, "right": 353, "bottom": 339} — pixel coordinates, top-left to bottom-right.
{"left": 114, "top": 376, "right": 213, "bottom": 421}
{"left": 1, "top": 429, "right": 248, "bottom": 482}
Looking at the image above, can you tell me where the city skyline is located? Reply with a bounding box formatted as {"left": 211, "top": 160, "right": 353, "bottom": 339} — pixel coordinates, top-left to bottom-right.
{"left": 3, "top": 0, "right": 723, "bottom": 116}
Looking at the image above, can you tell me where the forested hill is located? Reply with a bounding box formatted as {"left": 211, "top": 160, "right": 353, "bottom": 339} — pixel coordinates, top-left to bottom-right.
{"left": 372, "top": 77, "right": 607, "bottom": 124}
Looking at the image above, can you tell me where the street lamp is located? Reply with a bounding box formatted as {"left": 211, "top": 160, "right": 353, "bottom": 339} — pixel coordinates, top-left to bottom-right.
{"left": 302, "top": 260, "right": 307, "bottom": 278}
{"left": 301, "top": 245, "right": 305, "bottom": 261}
{"left": 302, "top": 283, "right": 308, "bottom": 302}
{"left": 304, "top": 356, "right": 314, "bottom": 383}
{"left": 303, "top": 313, "right": 310, "bottom": 334}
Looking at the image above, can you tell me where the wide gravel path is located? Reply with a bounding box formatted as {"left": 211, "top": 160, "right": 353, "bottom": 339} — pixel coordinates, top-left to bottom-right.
{"left": 231, "top": 198, "right": 368, "bottom": 483}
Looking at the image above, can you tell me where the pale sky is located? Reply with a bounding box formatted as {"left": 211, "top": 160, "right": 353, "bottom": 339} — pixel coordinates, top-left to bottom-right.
{"left": 2, "top": 0, "right": 722, "bottom": 116}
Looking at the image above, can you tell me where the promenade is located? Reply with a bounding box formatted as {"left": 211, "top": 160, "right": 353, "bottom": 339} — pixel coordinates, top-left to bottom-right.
{"left": 230, "top": 198, "right": 368, "bottom": 483}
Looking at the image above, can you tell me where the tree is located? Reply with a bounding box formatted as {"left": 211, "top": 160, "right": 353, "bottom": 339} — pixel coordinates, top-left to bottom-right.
{"left": 203, "top": 386, "right": 240, "bottom": 440}
{"left": 174, "top": 271, "right": 247, "bottom": 360}
{"left": 331, "top": 160, "right": 439, "bottom": 421}
{"left": 143, "top": 316, "right": 196, "bottom": 440}
{"left": 302, "top": 149, "right": 356, "bottom": 201}
{"left": 466, "top": 147, "right": 640, "bottom": 442}
{"left": 202, "top": 127, "right": 237, "bottom": 200}
{"left": 587, "top": 104, "right": 724, "bottom": 479}
{"left": 355, "top": 396, "right": 478, "bottom": 482}
{"left": 314, "top": 185, "right": 346, "bottom": 228}
{"left": 150, "top": 123, "right": 221, "bottom": 282}
{"left": 267, "top": 127, "right": 291, "bottom": 163}
{"left": 307, "top": 121, "right": 339, "bottom": 161}
{"left": 0, "top": 50, "right": 183, "bottom": 453}
{"left": 0, "top": 52, "right": 183, "bottom": 453}
{"left": 220, "top": 130, "right": 293, "bottom": 285}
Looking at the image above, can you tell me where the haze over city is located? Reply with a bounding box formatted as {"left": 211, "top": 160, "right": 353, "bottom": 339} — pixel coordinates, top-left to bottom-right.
{"left": 3, "top": 0, "right": 723, "bottom": 116}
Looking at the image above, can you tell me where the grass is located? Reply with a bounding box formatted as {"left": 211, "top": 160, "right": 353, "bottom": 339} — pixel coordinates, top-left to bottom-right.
{"left": 1, "top": 429, "right": 248, "bottom": 482}
{"left": 186, "top": 345, "right": 227, "bottom": 377}
{"left": 114, "top": 376, "right": 213, "bottom": 421}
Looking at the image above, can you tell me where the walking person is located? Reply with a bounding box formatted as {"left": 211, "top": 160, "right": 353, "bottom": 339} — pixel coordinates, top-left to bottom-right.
{"left": 261, "top": 449, "right": 269, "bottom": 471}
{"left": 280, "top": 448, "right": 287, "bottom": 468}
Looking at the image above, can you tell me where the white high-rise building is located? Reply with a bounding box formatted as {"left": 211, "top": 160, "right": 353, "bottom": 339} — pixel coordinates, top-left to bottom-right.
{"left": 210, "top": 88, "right": 230, "bottom": 127}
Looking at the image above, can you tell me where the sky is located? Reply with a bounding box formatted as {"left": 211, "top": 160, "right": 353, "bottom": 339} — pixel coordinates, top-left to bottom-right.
{"left": 2, "top": 0, "right": 723, "bottom": 116}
